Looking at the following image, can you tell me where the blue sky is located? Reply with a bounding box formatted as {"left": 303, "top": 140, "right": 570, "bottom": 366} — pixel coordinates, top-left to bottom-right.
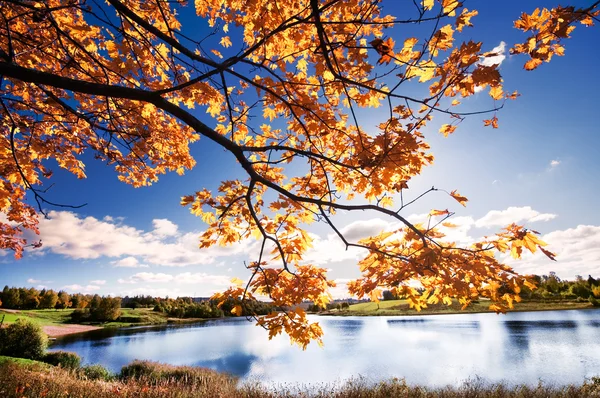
{"left": 1, "top": 0, "right": 599, "bottom": 298}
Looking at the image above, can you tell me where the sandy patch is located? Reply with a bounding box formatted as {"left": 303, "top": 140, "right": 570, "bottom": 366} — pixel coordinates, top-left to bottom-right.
{"left": 43, "top": 325, "right": 102, "bottom": 338}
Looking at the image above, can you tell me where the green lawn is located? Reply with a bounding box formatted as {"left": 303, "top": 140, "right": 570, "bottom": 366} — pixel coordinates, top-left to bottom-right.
{"left": 0, "top": 307, "right": 171, "bottom": 328}
{"left": 0, "top": 309, "right": 73, "bottom": 326}
{"left": 0, "top": 355, "right": 50, "bottom": 368}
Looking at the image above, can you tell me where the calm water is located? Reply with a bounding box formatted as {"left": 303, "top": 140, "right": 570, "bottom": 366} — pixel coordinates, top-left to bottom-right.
{"left": 50, "top": 309, "right": 600, "bottom": 387}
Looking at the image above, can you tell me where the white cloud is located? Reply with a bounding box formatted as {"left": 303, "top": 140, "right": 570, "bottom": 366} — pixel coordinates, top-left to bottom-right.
{"left": 34, "top": 211, "right": 252, "bottom": 267}
{"left": 508, "top": 225, "right": 600, "bottom": 279}
{"left": 550, "top": 159, "right": 560, "bottom": 168}
{"left": 89, "top": 280, "right": 106, "bottom": 285}
{"left": 111, "top": 256, "right": 149, "bottom": 268}
{"left": 118, "top": 272, "right": 231, "bottom": 286}
{"left": 152, "top": 219, "right": 178, "bottom": 237}
{"left": 475, "top": 206, "right": 556, "bottom": 228}
{"left": 480, "top": 41, "right": 506, "bottom": 67}
{"left": 27, "top": 278, "right": 41, "bottom": 284}
{"left": 63, "top": 284, "right": 101, "bottom": 293}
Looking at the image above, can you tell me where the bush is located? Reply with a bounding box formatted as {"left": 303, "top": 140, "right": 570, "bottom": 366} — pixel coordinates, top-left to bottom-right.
{"left": 0, "top": 319, "right": 47, "bottom": 360}
{"left": 43, "top": 351, "right": 81, "bottom": 369}
{"left": 80, "top": 364, "right": 114, "bottom": 381}
{"left": 589, "top": 296, "right": 600, "bottom": 307}
{"left": 70, "top": 308, "right": 91, "bottom": 322}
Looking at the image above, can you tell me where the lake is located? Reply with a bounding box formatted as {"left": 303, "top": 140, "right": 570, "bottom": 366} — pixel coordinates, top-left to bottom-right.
{"left": 50, "top": 309, "right": 600, "bottom": 387}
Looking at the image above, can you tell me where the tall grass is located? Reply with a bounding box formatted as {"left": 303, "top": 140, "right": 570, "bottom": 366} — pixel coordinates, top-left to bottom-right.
{"left": 1, "top": 359, "right": 600, "bottom": 398}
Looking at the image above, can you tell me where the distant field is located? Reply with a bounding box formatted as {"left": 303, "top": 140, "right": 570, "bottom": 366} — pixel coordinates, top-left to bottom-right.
{"left": 343, "top": 299, "right": 592, "bottom": 316}
{"left": 0, "top": 309, "right": 73, "bottom": 326}
{"left": 0, "top": 307, "right": 169, "bottom": 328}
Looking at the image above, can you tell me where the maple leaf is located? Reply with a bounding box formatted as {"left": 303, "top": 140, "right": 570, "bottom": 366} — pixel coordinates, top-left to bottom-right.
{"left": 524, "top": 58, "right": 543, "bottom": 70}
{"left": 439, "top": 124, "right": 457, "bottom": 137}
{"left": 449, "top": 190, "right": 468, "bottom": 207}
{"left": 220, "top": 36, "right": 232, "bottom": 48}
{"left": 483, "top": 116, "right": 499, "bottom": 128}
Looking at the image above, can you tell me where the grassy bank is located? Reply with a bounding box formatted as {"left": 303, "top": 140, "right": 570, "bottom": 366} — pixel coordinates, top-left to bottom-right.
{"left": 1, "top": 356, "right": 599, "bottom": 397}
{"left": 0, "top": 308, "right": 185, "bottom": 327}
{"left": 324, "top": 299, "right": 594, "bottom": 316}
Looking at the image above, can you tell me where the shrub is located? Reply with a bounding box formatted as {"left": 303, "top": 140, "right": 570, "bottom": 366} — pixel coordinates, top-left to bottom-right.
{"left": 70, "top": 308, "right": 91, "bottom": 322}
{"left": 43, "top": 351, "right": 81, "bottom": 369}
{"left": 80, "top": 364, "right": 114, "bottom": 381}
{"left": 0, "top": 319, "right": 47, "bottom": 360}
{"left": 589, "top": 296, "right": 600, "bottom": 307}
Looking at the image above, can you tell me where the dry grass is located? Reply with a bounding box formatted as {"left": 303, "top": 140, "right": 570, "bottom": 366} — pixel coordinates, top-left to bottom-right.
{"left": 1, "top": 359, "right": 600, "bottom": 398}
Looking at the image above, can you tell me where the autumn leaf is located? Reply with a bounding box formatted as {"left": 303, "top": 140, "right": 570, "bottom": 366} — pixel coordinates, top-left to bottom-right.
{"left": 231, "top": 277, "right": 244, "bottom": 287}
{"left": 430, "top": 209, "right": 450, "bottom": 217}
{"left": 483, "top": 116, "right": 499, "bottom": 128}
{"left": 449, "top": 190, "right": 468, "bottom": 207}
{"left": 231, "top": 305, "right": 243, "bottom": 316}
{"left": 422, "top": 0, "right": 434, "bottom": 11}
{"left": 524, "top": 58, "right": 543, "bottom": 70}
{"left": 539, "top": 246, "right": 557, "bottom": 261}
{"left": 220, "top": 36, "right": 232, "bottom": 48}
{"left": 439, "top": 124, "right": 457, "bottom": 137}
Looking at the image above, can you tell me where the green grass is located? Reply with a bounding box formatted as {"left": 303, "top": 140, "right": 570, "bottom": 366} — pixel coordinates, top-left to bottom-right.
{"left": 0, "top": 355, "right": 49, "bottom": 368}
{"left": 0, "top": 308, "right": 174, "bottom": 329}
{"left": 342, "top": 299, "right": 593, "bottom": 316}
{"left": 0, "top": 309, "right": 73, "bottom": 326}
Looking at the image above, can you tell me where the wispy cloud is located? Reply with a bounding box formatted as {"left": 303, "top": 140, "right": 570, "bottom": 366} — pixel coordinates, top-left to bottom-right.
{"left": 26, "top": 211, "right": 253, "bottom": 267}
{"left": 475, "top": 206, "right": 556, "bottom": 228}
{"left": 63, "top": 284, "right": 101, "bottom": 293}
{"left": 111, "top": 256, "right": 149, "bottom": 268}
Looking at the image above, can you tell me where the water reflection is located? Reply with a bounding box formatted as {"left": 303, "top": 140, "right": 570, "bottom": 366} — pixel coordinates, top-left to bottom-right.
{"left": 49, "top": 309, "right": 600, "bottom": 387}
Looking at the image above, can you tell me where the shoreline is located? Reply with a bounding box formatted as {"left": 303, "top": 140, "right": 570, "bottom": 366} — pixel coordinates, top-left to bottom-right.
{"left": 317, "top": 301, "right": 594, "bottom": 317}
{"left": 0, "top": 309, "right": 213, "bottom": 339}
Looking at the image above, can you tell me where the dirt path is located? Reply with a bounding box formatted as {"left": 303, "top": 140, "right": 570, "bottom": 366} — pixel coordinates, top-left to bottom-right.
{"left": 43, "top": 325, "right": 102, "bottom": 338}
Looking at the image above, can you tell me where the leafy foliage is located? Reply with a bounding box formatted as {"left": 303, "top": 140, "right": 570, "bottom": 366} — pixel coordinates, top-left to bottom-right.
{"left": 42, "top": 350, "right": 81, "bottom": 370}
{"left": 0, "top": 319, "right": 48, "bottom": 360}
{"left": 0, "top": 0, "right": 598, "bottom": 347}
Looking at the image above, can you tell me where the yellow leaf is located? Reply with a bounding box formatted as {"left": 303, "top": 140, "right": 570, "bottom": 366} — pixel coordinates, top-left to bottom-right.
{"left": 231, "top": 305, "right": 242, "bottom": 316}
{"left": 220, "top": 36, "right": 232, "bottom": 48}
{"left": 430, "top": 209, "right": 449, "bottom": 216}
{"left": 489, "top": 86, "right": 503, "bottom": 100}
{"left": 422, "top": 0, "right": 434, "bottom": 11}
{"left": 231, "top": 277, "right": 244, "bottom": 287}
{"left": 439, "top": 124, "right": 456, "bottom": 137}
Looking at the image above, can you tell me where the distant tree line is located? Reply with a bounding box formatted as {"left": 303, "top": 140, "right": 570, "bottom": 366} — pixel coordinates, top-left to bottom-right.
{"left": 1, "top": 286, "right": 73, "bottom": 310}
{"left": 517, "top": 273, "right": 600, "bottom": 306}
{"left": 152, "top": 296, "right": 275, "bottom": 319}
{"left": 1, "top": 285, "right": 277, "bottom": 321}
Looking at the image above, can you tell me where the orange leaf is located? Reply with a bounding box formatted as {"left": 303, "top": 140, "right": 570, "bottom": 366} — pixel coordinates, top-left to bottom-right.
{"left": 430, "top": 209, "right": 450, "bottom": 216}
{"left": 231, "top": 305, "right": 243, "bottom": 316}
{"left": 449, "top": 190, "right": 468, "bottom": 207}
{"left": 524, "top": 58, "right": 543, "bottom": 70}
